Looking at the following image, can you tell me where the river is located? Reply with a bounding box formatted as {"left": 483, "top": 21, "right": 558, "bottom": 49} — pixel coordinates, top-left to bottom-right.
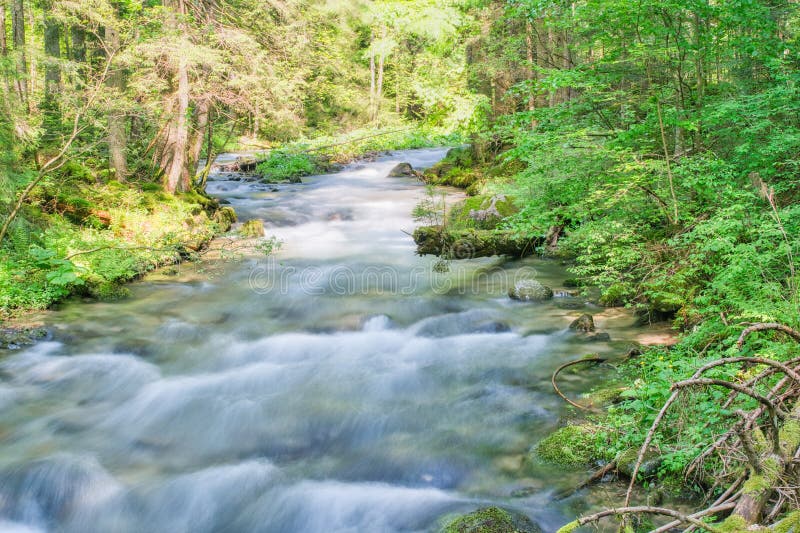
{"left": 0, "top": 148, "right": 669, "bottom": 532}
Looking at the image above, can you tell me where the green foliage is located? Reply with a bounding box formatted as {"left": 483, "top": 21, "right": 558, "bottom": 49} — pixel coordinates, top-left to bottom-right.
{"left": 256, "top": 152, "right": 320, "bottom": 183}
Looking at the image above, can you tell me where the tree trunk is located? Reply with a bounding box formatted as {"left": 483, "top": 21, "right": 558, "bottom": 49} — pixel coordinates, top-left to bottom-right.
{"left": 369, "top": 49, "right": 376, "bottom": 121}
{"left": 105, "top": 24, "right": 127, "bottom": 180}
{"left": 11, "top": 0, "right": 26, "bottom": 109}
{"left": 525, "top": 20, "right": 537, "bottom": 127}
{"left": 375, "top": 53, "right": 384, "bottom": 121}
{"left": 71, "top": 26, "right": 85, "bottom": 63}
{"left": 0, "top": 1, "right": 7, "bottom": 56}
{"left": 161, "top": 53, "right": 190, "bottom": 193}
{"left": 188, "top": 98, "right": 210, "bottom": 180}
{"left": 43, "top": 9, "right": 61, "bottom": 97}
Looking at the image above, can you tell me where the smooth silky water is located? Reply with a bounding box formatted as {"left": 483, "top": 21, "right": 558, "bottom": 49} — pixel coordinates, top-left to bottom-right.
{"left": 0, "top": 149, "right": 669, "bottom": 532}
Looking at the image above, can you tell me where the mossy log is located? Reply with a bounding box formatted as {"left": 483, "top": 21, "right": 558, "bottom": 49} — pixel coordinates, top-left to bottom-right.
{"left": 413, "top": 225, "right": 540, "bottom": 258}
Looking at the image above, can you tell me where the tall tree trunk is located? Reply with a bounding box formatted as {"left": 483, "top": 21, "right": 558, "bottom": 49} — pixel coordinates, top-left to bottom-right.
{"left": 161, "top": 53, "right": 190, "bottom": 193}
{"left": 525, "top": 20, "right": 537, "bottom": 127}
{"left": 105, "top": 24, "right": 127, "bottom": 180}
{"left": 71, "top": 26, "right": 85, "bottom": 63}
{"left": 11, "top": 0, "right": 26, "bottom": 109}
{"left": 369, "top": 49, "right": 376, "bottom": 121}
{"left": 188, "top": 98, "right": 210, "bottom": 181}
{"left": 43, "top": 9, "right": 60, "bottom": 97}
{"left": 375, "top": 53, "right": 384, "bottom": 121}
{"left": 0, "top": 1, "right": 7, "bottom": 56}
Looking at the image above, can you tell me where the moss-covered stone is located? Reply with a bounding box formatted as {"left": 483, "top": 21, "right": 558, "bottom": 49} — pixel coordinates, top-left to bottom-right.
{"left": 535, "top": 425, "right": 598, "bottom": 466}
{"left": 569, "top": 314, "right": 595, "bottom": 332}
{"left": 0, "top": 327, "right": 48, "bottom": 350}
{"left": 441, "top": 506, "right": 541, "bottom": 533}
{"left": 213, "top": 206, "right": 237, "bottom": 232}
{"left": 239, "top": 219, "right": 266, "bottom": 238}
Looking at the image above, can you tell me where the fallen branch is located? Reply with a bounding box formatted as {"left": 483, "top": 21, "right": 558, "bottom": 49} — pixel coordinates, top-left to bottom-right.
{"left": 554, "top": 461, "right": 617, "bottom": 501}
{"left": 556, "top": 504, "right": 729, "bottom": 533}
{"left": 551, "top": 357, "right": 606, "bottom": 410}
{"left": 737, "top": 323, "right": 800, "bottom": 349}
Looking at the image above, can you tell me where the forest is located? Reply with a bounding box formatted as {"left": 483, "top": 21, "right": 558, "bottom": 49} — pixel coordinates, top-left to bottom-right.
{"left": 1, "top": 0, "right": 800, "bottom": 532}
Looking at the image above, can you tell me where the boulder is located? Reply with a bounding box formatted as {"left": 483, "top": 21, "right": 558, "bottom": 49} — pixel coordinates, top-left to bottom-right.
{"left": 569, "top": 314, "right": 595, "bottom": 333}
{"left": 0, "top": 327, "right": 48, "bottom": 350}
{"left": 508, "top": 280, "right": 553, "bottom": 302}
{"left": 239, "top": 219, "right": 265, "bottom": 238}
{"left": 441, "top": 506, "right": 541, "bottom": 533}
{"left": 213, "top": 206, "right": 237, "bottom": 232}
{"left": 388, "top": 162, "right": 415, "bottom": 177}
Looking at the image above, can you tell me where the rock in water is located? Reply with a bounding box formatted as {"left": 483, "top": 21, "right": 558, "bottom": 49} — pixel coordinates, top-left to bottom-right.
{"left": 440, "top": 506, "right": 541, "bottom": 533}
{"left": 239, "top": 219, "right": 265, "bottom": 238}
{"left": 388, "top": 162, "right": 415, "bottom": 177}
{"left": 508, "top": 280, "right": 554, "bottom": 302}
{"left": 569, "top": 314, "right": 595, "bottom": 332}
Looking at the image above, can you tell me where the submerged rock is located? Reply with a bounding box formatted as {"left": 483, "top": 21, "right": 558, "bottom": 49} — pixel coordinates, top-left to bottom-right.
{"left": 508, "top": 280, "right": 553, "bottom": 302}
{"left": 576, "top": 332, "right": 611, "bottom": 342}
{"left": 569, "top": 314, "right": 595, "bottom": 333}
{"left": 388, "top": 162, "right": 416, "bottom": 177}
{"left": 440, "top": 506, "right": 541, "bottom": 533}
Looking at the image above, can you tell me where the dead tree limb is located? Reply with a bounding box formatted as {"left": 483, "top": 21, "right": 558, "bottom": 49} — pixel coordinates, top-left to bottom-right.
{"left": 551, "top": 357, "right": 606, "bottom": 410}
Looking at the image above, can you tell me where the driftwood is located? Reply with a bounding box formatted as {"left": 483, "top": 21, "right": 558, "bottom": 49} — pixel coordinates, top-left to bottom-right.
{"left": 550, "top": 356, "right": 606, "bottom": 410}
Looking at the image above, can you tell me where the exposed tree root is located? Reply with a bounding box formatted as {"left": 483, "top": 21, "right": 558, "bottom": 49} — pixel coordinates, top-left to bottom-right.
{"left": 560, "top": 322, "right": 800, "bottom": 532}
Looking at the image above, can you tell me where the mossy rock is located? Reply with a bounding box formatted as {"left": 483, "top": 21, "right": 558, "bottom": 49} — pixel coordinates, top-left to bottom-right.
{"left": 213, "top": 206, "right": 237, "bottom": 232}
{"left": 388, "top": 162, "right": 415, "bottom": 177}
{"left": 441, "top": 506, "right": 541, "bottom": 533}
{"left": 508, "top": 280, "right": 553, "bottom": 302}
{"left": 616, "top": 447, "right": 662, "bottom": 480}
{"left": 239, "top": 219, "right": 265, "bottom": 238}
{"left": 569, "top": 313, "right": 595, "bottom": 332}
{"left": 535, "top": 424, "right": 598, "bottom": 466}
{"left": 87, "top": 281, "right": 131, "bottom": 301}
{"left": 0, "top": 327, "right": 48, "bottom": 350}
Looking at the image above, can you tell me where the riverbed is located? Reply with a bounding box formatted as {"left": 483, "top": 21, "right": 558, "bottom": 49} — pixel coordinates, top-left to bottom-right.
{"left": 0, "top": 148, "right": 671, "bottom": 532}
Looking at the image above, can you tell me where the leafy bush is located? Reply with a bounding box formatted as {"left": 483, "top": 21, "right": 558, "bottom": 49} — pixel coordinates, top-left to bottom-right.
{"left": 256, "top": 151, "right": 319, "bottom": 183}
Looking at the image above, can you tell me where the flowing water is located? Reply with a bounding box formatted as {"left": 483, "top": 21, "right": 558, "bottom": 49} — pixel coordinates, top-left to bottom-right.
{"left": 0, "top": 149, "right": 671, "bottom": 532}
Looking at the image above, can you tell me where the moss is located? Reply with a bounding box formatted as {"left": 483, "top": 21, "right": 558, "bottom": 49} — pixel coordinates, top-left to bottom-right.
{"left": 535, "top": 425, "right": 597, "bottom": 466}
{"left": 719, "top": 515, "right": 749, "bottom": 533}
{"left": 778, "top": 418, "right": 800, "bottom": 454}
{"left": 448, "top": 195, "right": 519, "bottom": 230}
{"left": 773, "top": 511, "right": 800, "bottom": 533}
{"left": 239, "top": 219, "right": 265, "bottom": 238}
{"left": 441, "top": 506, "right": 540, "bottom": 533}
{"left": 555, "top": 520, "right": 580, "bottom": 533}
{"left": 213, "top": 206, "right": 237, "bottom": 232}
{"left": 413, "top": 226, "right": 539, "bottom": 258}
